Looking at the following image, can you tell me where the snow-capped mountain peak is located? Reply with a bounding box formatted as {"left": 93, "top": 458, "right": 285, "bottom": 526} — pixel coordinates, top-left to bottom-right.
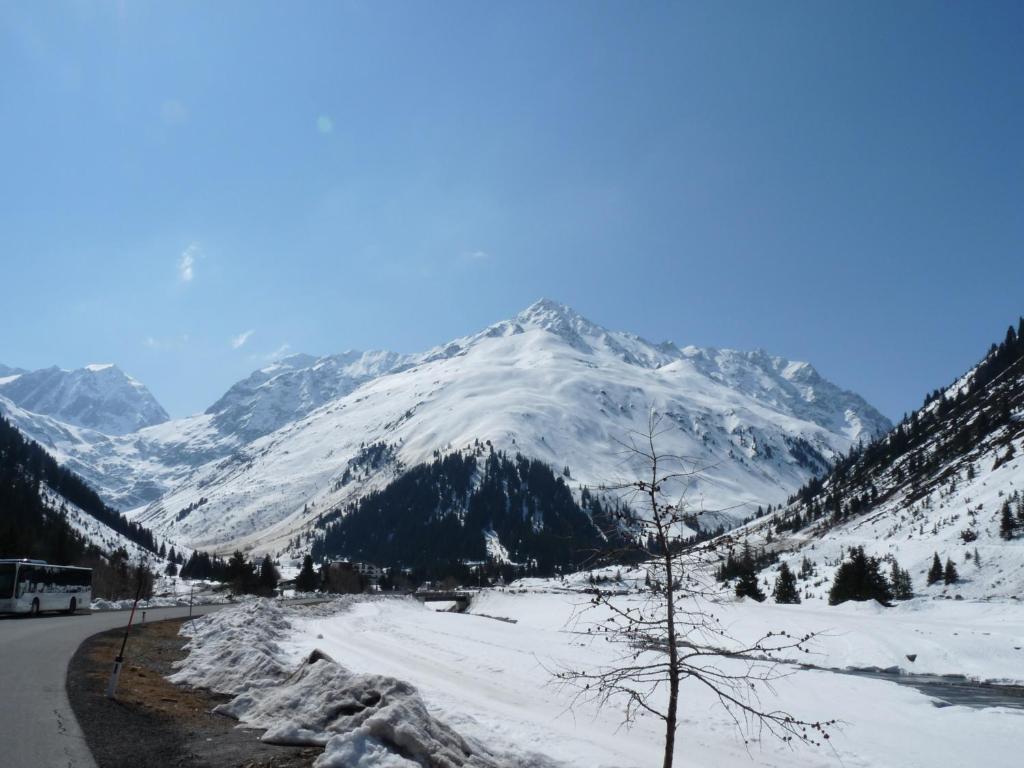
{"left": 205, "top": 349, "right": 411, "bottom": 440}
{"left": 0, "top": 363, "right": 168, "bottom": 435}
{"left": 1, "top": 302, "right": 892, "bottom": 555}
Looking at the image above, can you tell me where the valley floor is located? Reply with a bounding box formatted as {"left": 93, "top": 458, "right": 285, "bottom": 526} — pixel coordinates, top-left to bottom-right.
{"left": 272, "top": 590, "right": 1023, "bottom": 768}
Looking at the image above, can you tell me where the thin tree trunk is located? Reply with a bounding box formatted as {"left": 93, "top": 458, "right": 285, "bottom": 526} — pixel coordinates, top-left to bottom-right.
{"left": 650, "top": 450, "right": 679, "bottom": 768}
{"left": 662, "top": 542, "right": 679, "bottom": 768}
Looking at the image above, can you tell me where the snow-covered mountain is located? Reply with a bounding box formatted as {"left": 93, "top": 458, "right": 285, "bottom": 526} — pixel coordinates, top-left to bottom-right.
{"left": 123, "top": 300, "right": 890, "bottom": 553}
{"left": 729, "top": 318, "right": 1024, "bottom": 600}
{"left": 0, "top": 363, "right": 168, "bottom": 435}
{"left": 2, "top": 301, "right": 892, "bottom": 555}
{"left": 205, "top": 351, "right": 411, "bottom": 441}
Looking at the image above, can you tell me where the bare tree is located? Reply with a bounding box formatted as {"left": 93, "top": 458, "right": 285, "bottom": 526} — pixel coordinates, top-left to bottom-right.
{"left": 556, "top": 413, "right": 834, "bottom": 768}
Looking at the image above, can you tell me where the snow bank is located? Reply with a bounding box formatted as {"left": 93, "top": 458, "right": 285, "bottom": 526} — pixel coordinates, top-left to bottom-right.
{"left": 171, "top": 598, "right": 552, "bottom": 768}
{"left": 90, "top": 591, "right": 241, "bottom": 611}
{"left": 170, "top": 599, "right": 293, "bottom": 692}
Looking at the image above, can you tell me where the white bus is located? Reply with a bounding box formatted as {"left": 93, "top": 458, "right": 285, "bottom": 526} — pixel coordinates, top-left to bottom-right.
{"left": 0, "top": 559, "right": 92, "bottom": 615}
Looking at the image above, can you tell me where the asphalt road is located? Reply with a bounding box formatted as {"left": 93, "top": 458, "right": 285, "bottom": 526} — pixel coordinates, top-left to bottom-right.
{"left": 0, "top": 605, "right": 223, "bottom": 768}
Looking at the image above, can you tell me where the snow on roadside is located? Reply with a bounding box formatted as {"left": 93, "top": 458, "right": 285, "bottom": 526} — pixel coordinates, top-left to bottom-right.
{"left": 169, "top": 598, "right": 558, "bottom": 768}
{"left": 90, "top": 592, "right": 238, "bottom": 611}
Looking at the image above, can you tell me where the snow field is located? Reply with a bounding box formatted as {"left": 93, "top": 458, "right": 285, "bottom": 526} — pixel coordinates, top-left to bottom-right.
{"left": 281, "top": 591, "right": 1024, "bottom": 768}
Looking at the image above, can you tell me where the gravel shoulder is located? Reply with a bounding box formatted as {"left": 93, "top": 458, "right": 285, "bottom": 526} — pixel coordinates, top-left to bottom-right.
{"left": 66, "top": 616, "right": 319, "bottom": 768}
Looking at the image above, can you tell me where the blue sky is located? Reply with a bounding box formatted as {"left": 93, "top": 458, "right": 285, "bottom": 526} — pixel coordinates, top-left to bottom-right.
{"left": 1, "top": 1, "right": 1021, "bottom": 420}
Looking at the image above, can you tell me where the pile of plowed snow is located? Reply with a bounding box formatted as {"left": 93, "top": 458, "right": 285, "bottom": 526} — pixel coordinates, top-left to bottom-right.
{"left": 170, "top": 598, "right": 559, "bottom": 768}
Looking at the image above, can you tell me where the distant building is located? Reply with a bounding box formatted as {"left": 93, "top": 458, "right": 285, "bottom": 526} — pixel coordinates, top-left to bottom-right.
{"left": 324, "top": 560, "right": 382, "bottom": 593}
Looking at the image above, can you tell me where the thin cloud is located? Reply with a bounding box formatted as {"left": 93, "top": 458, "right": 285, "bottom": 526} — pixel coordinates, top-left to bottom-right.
{"left": 316, "top": 115, "right": 334, "bottom": 134}
{"left": 231, "top": 329, "right": 255, "bottom": 349}
{"left": 463, "top": 249, "right": 492, "bottom": 262}
{"left": 178, "top": 243, "right": 199, "bottom": 283}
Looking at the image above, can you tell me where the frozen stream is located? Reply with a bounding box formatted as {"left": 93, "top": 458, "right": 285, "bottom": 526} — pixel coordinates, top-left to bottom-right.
{"left": 832, "top": 667, "right": 1024, "bottom": 710}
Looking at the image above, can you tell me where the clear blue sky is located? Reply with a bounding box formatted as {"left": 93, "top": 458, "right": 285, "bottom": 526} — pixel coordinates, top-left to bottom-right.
{"left": 1, "top": 1, "right": 1021, "bottom": 420}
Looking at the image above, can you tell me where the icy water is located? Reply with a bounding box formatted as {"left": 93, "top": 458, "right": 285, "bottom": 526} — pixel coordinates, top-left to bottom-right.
{"left": 837, "top": 668, "right": 1024, "bottom": 710}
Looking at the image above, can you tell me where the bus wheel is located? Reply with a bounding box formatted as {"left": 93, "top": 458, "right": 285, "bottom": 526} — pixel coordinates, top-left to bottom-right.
{"left": 30, "top": 599, "right": 40, "bottom": 617}
{"left": 66, "top": 598, "right": 77, "bottom": 615}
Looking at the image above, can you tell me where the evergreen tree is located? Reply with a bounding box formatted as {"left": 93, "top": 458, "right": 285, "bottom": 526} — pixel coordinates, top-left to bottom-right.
{"left": 943, "top": 558, "right": 959, "bottom": 585}
{"left": 735, "top": 568, "right": 766, "bottom": 601}
{"left": 258, "top": 554, "right": 279, "bottom": 595}
{"left": 890, "top": 559, "right": 914, "bottom": 600}
{"left": 773, "top": 562, "right": 800, "bottom": 604}
{"left": 226, "top": 550, "right": 258, "bottom": 594}
{"left": 974, "top": 547, "right": 982, "bottom": 569}
{"left": 295, "top": 555, "right": 319, "bottom": 592}
{"left": 164, "top": 561, "right": 178, "bottom": 577}
{"left": 828, "top": 547, "right": 892, "bottom": 606}
{"left": 1000, "top": 501, "right": 1016, "bottom": 540}
{"left": 927, "top": 553, "right": 944, "bottom": 585}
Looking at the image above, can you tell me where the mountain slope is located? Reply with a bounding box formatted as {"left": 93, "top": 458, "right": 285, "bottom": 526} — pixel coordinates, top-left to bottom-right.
{"left": 0, "top": 413, "right": 159, "bottom": 563}
{"left": 728, "top": 318, "right": 1024, "bottom": 601}
{"left": 132, "top": 300, "right": 891, "bottom": 553}
{"left": 0, "top": 353, "right": 414, "bottom": 511}
{"left": 206, "top": 351, "right": 411, "bottom": 441}
{"left": 0, "top": 363, "right": 169, "bottom": 435}
{"left": 309, "top": 448, "right": 616, "bottom": 576}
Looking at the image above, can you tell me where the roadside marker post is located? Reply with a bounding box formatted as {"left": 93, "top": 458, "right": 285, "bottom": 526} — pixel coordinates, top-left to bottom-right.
{"left": 105, "top": 571, "right": 145, "bottom": 699}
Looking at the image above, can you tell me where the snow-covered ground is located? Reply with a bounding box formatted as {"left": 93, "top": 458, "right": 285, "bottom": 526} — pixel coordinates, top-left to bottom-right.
{"left": 742, "top": 432, "right": 1024, "bottom": 602}
{"left": 171, "top": 591, "right": 1023, "bottom": 768}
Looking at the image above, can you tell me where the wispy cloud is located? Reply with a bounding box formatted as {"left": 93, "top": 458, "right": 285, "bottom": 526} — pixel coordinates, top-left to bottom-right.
{"left": 231, "top": 329, "right": 255, "bottom": 349}
{"left": 316, "top": 115, "right": 334, "bottom": 134}
{"left": 462, "top": 249, "right": 492, "bottom": 262}
{"left": 178, "top": 243, "right": 199, "bottom": 283}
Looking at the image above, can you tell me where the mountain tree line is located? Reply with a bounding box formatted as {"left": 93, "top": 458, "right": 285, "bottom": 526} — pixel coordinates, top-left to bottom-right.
{"left": 0, "top": 414, "right": 159, "bottom": 555}
{"left": 779, "top": 318, "right": 1024, "bottom": 535}
{"left": 179, "top": 548, "right": 279, "bottom": 595}
{"left": 0, "top": 415, "right": 159, "bottom": 599}
{"left": 310, "top": 449, "right": 611, "bottom": 577}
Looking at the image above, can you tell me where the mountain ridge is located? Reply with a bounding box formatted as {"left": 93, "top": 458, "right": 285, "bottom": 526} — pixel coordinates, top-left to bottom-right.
{"left": 1, "top": 300, "right": 892, "bottom": 555}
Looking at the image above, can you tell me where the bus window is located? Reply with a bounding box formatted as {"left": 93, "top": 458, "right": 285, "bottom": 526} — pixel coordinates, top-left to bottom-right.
{"left": 0, "top": 563, "right": 15, "bottom": 599}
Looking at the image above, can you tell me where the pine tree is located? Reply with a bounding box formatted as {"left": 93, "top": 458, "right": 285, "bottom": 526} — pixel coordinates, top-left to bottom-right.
{"left": 1000, "top": 501, "right": 1016, "bottom": 540}
{"left": 828, "top": 547, "right": 892, "bottom": 606}
{"left": 773, "top": 562, "right": 800, "bottom": 604}
{"left": 974, "top": 547, "right": 981, "bottom": 569}
{"left": 944, "top": 558, "right": 959, "bottom": 585}
{"left": 927, "top": 553, "right": 944, "bottom": 585}
{"left": 735, "top": 568, "right": 766, "bottom": 601}
{"left": 295, "top": 555, "right": 319, "bottom": 592}
{"left": 227, "top": 550, "right": 257, "bottom": 594}
{"left": 258, "top": 554, "right": 279, "bottom": 595}
{"left": 890, "top": 559, "right": 914, "bottom": 600}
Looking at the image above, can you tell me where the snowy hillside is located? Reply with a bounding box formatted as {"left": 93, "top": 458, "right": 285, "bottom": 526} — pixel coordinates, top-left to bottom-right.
{"left": 38, "top": 484, "right": 158, "bottom": 565}
{"left": 133, "top": 300, "right": 890, "bottom": 553}
{"left": 205, "top": 350, "right": 411, "bottom": 440}
{"left": 0, "top": 394, "right": 230, "bottom": 510}
{"left": 0, "top": 363, "right": 168, "bottom": 435}
{"left": 727, "top": 319, "right": 1024, "bottom": 600}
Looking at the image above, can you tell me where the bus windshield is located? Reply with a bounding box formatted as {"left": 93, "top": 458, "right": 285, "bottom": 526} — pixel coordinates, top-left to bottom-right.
{"left": 0, "top": 563, "right": 15, "bottom": 599}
